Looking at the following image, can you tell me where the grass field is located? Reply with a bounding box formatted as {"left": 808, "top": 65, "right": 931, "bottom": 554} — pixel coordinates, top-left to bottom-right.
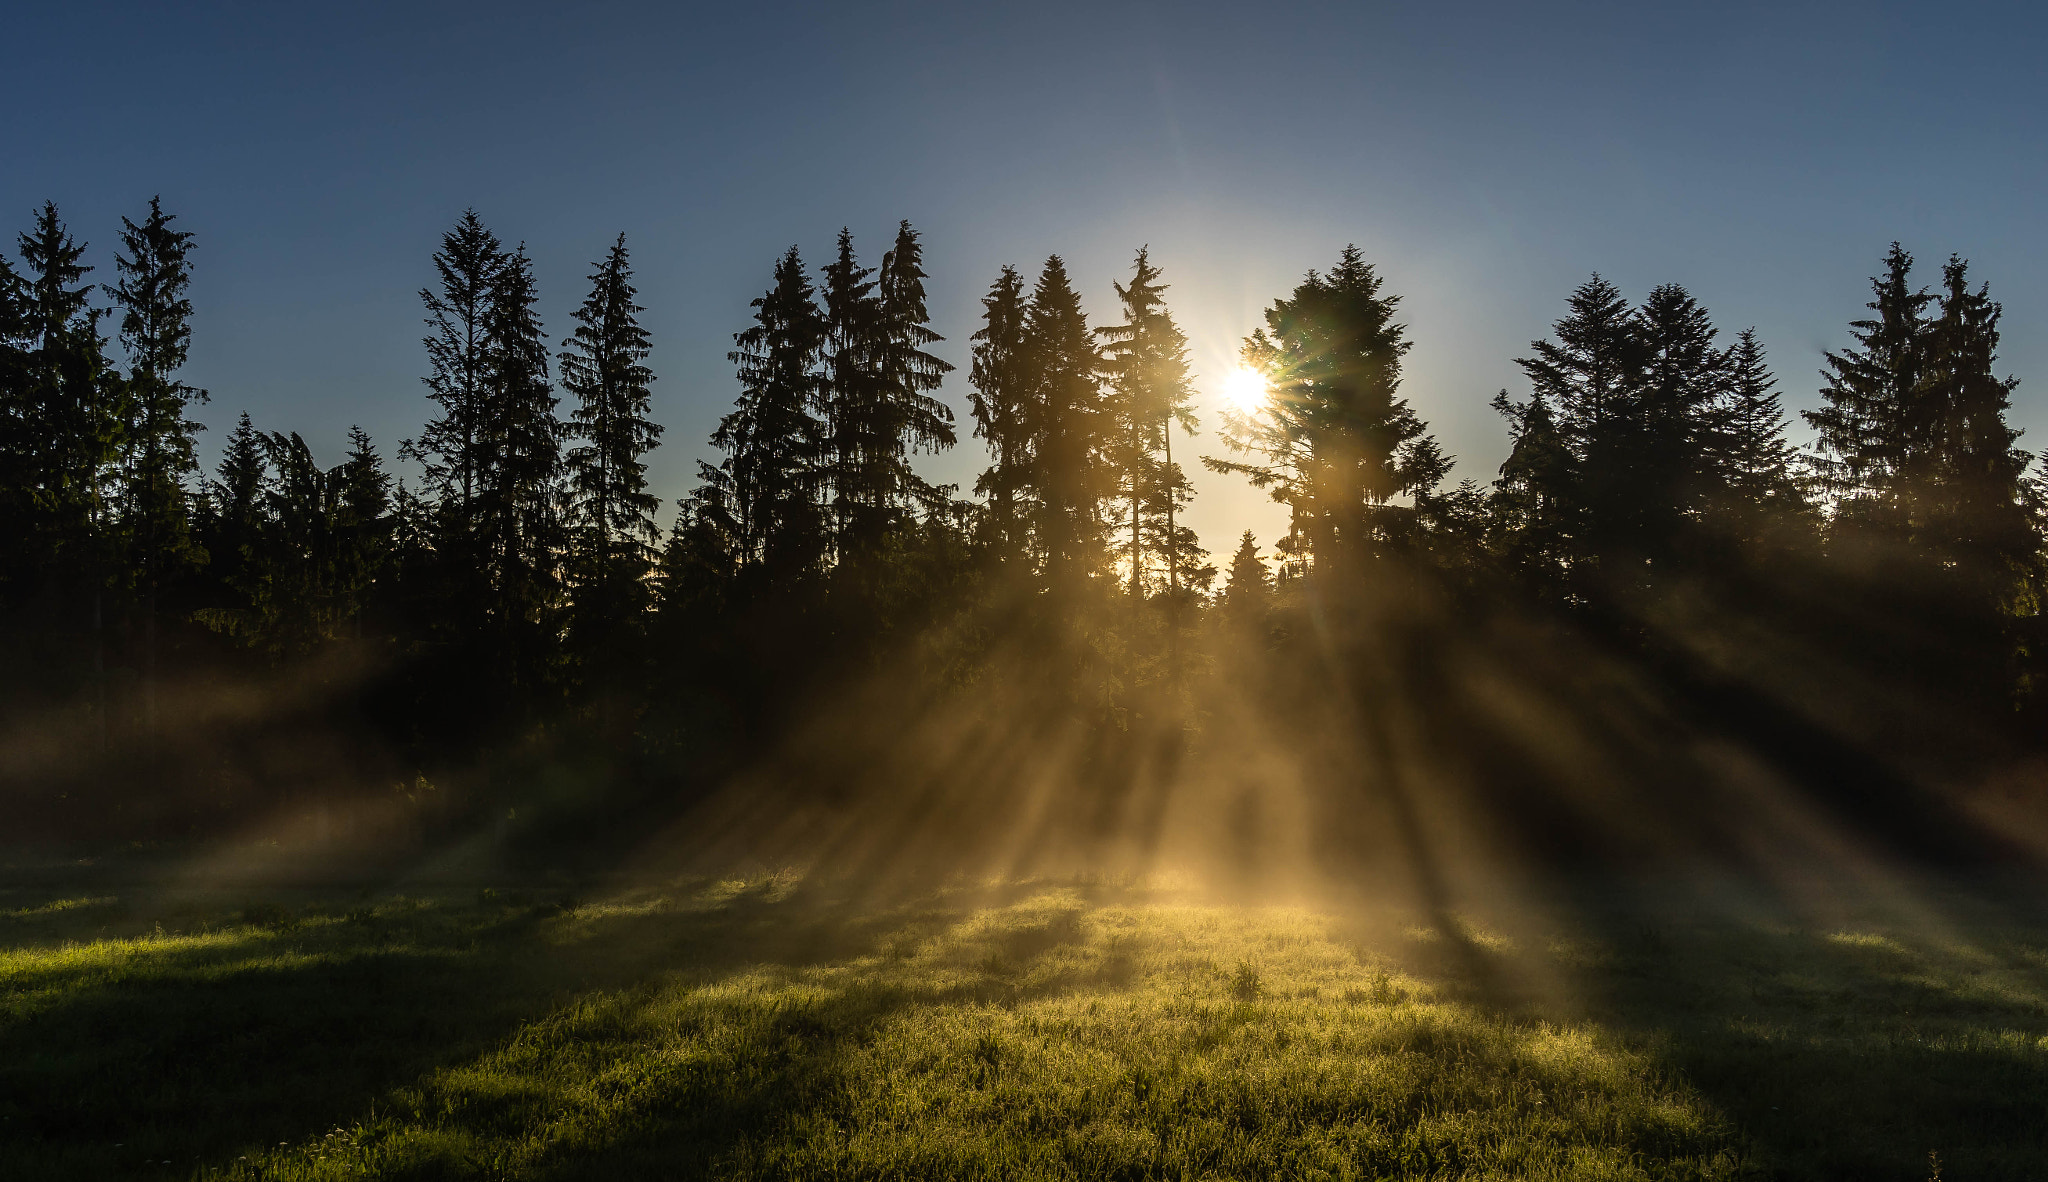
{"left": 3, "top": 858, "right": 2046, "bottom": 1180}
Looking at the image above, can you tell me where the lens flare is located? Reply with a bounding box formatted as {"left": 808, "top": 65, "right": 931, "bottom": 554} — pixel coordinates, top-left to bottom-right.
{"left": 1223, "top": 366, "right": 1269, "bottom": 413}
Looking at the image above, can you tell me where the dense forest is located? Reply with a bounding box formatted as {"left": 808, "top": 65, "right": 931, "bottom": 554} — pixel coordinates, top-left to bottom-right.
{"left": 2, "top": 200, "right": 2041, "bottom": 875}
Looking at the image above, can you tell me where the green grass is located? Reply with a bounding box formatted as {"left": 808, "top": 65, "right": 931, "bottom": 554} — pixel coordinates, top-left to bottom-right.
{"left": 2, "top": 862, "right": 2046, "bottom": 1180}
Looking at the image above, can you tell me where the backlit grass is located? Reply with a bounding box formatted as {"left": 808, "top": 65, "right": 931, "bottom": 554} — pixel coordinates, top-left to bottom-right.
{"left": 2, "top": 863, "right": 2045, "bottom": 1180}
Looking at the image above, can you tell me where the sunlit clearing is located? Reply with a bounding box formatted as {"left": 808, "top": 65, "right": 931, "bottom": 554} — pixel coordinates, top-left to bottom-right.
{"left": 1223, "top": 365, "right": 1269, "bottom": 412}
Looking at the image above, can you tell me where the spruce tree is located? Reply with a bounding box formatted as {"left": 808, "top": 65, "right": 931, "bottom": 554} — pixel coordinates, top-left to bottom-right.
{"left": 1919, "top": 254, "right": 2034, "bottom": 589}
{"left": 1488, "top": 387, "right": 1573, "bottom": 587}
{"left": 1096, "top": 248, "right": 1198, "bottom": 598}
{"left": 1505, "top": 275, "right": 1638, "bottom": 585}
{"left": 204, "top": 412, "right": 267, "bottom": 589}
{"left": 873, "top": 221, "right": 956, "bottom": 517}
{"left": 1805, "top": 245, "right": 2040, "bottom": 705}
{"left": 1704, "top": 329, "right": 1808, "bottom": 544}
{"left": 109, "top": 196, "right": 207, "bottom": 741}
{"left": 561, "top": 233, "right": 662, "bottom": 652}
{"left": 332, "top": 426, "right": 392, "bottom": 639}
{"left": 1023, "top": 255, "right": 1105, "bottom": 591}
{"left": 691, "top": 246, "right": 827, "bottom": 586}
{"left": 1622, "top": 283, "right": 1724, "bottom": 567}
{"left": 1209, "top": 247, "right": 1443, "bottom": 581}
{"left": 412, "top": 210, "right": 506, "bottom": 515}
{"left": 816, "top": 228, "right": 885, "bottom": 555}
{"left": 1219, "top": 529, "right": 1272, "bottom": 626}
{"left": 1806, "top": 243, "right": 1931, "bottom": 527}
{"left": 474, "top": 244, "right": 564, "bottom": 687}
{"left": 16, "top": 204, "right": 120, "bottom": 720}
{"left": 969, "top": 264, "right": 1034, "bottom": 562}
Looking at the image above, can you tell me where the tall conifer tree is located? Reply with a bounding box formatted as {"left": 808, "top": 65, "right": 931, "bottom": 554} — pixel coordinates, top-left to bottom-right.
{"left": 691, "top": 247, "right": 827, "bottom": 585}
{"left": 16, "top": 204, "right": 120, "bottom": 723}
{"left": 1806, "top": 244, "right": 1931, "bottom": 525}
{"left": 1096, "top": 248, "right": 1199, "bottom": 597}
{"left": 109, "top": 196, "right": 206, "bottom": 740}
{"left": 874, "top": 221, "right": 956, "bottom": 518}
{"left": 1210, "top": 247, "right": 1442, "bottom": 580}
{"left": 1703, "top": 329, "right": 1808, "bottom": 544}
{"left": 475, "top": 244, "right": 564, "bottom": 686}
{"left": 1023, "top": 256, "right": 1105, "bottom": 590}
{"left": 817, "top": 229, "right": 885, "bottom": 555}
{"left": 561, "top": 233, "right": 662, "bottom": 647}
{"left": 413, "top": 211, "right": 506, "bottom": 515}
{"left": 969, "top": 265, "right": 1034, "bottom": 563}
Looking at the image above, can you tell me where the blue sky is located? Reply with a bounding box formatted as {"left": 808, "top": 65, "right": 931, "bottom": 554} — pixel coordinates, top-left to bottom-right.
{"left": 9, "top": 0, "right": 2046, "bottom": 556}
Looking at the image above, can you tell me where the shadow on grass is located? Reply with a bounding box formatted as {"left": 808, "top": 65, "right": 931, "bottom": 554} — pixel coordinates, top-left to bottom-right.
{"left": 0, "top": 869, "right": 1135, "bottom": 1181}
{"left": 1375, "top": 878, "right": 2048, "bottom": 1182}
{"left": 0, "top": 872, "right": 901, "bottom": 1179}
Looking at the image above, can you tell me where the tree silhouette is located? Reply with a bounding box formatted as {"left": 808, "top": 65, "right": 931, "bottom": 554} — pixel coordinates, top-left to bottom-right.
{"left": 969, "top": 264, "right": 1034, "bottom": 565}
{"left": 1023, "top": 255, "right": 1105, "bottom": 592}
{"left": 109, "top": 196, "right": 206, "bottom": 744}
{"left": 1097, "top": 248, "right": 1199, "bottom": 598}
{"left": 693, "top": 246, "right": 827, "bottom": 587}
{"left": 561, "top": 233, "right": 662, "bottom": 679}
{"left": 1210, "top": 246, "right": 1443, "bottom": 582}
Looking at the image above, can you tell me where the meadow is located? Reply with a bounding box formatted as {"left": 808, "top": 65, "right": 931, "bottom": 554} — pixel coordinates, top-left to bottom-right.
{"left": 3, "top": 855, "right": 2045, "bottom": 1181}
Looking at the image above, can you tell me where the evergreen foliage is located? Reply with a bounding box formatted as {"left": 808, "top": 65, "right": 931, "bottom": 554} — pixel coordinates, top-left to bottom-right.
{"left": 1022, "top": 256, "right": 1105, "bottom": 591}
{"left": 1209, "top": 246, "right": 1444, "bottom": 581}
{"left": 2, "top": 200, "right": 2043, "bottom": 857}
{"left": 411, "top": 211, "right": 506, "bottom": 514}
{"left": 561, "top": 233, "right": 662, "bottom": 669}
{"left": 969, "top": 265, "right": 1034, "bottom": 563}
{"left": 1097, "top": 248, "right": 1202, "bottom": 597}
{"left": 108, "top": 196, "right": 207, "bottom": 737}
{"left": 1220, "top": 529, "right": 1272, "bottom": 626}
{"left": 692, "top": 246, "right": 828, "bottom": 586}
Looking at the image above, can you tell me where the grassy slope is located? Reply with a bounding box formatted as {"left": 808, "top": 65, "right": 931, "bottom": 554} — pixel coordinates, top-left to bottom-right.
{"left": 1, "top": 864, "right": 2044, "bottom": 1181}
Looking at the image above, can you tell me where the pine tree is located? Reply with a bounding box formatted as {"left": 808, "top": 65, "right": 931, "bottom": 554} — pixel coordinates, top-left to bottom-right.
{"left": 1096, "top": 248, "right": 1198, "bottom": 598}
{"left": 1621, "top": 283, "right": 1724, "bottom": 566}
{"left": 873, "top": 221, "right": 956, "bottom": 517}
{"left": 1806, "top": 243, "right": 1932, "bottom": 527}
{"left": 1488, "top": 387, "right": 1573, "bottom": 586}
{"left": 1023, "top": 256, "right": 1105, "bottom": 590}
{"left": 1703, "top": 329, "right": 1808, "bottom": 543}
{"left": 109, "top": 196, "right": 207, "bottom": 741}
{"left": 561, "top": 233, "right": 662, "bottom": 651}
{"left": 474, "top": 244, "right": 564, "bottom": 688}
{"left": 203, "top": 411, "right": 268, "bottom": 592}
{"left": 1208, "top": 247, "right": 1443, "bottom": 581}
{"left": 15, "top": 203, "right": 121, "bottom": 722}
{"left": 1219, "top": 529, "right": 1272, "bottom": 625}
{"left": 332, "top": 426, "right": 392, "bottom": 639}
{"left": 412, "top": 211, "right": 506, "bottom": 515}
{"left": 692, "top": 247, "right": 827, "bottom": 586}
{"left": 1919, "top": 254, "right": 2034, "bottom": 590}
{"left": 1506, "top": 275, "right": 1640, "bottom": 585}
{"left": 969, "top": 264, "right": 1034, "bottom": 562}
{"left": 816, "top": 228, "right": 885, "bottom": 555}
{"left": 1805, "top": 245, "right": 2041, "bottom": 704}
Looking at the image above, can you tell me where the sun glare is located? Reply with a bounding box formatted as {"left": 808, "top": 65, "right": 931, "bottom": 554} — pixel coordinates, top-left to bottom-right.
{"left": 1223, "top": 366, "right": 1270, "bottom": 413}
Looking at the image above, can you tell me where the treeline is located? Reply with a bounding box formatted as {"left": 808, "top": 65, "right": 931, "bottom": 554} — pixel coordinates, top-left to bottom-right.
{"left": 0, "top": 199, "right": 2039, "bottom": 850}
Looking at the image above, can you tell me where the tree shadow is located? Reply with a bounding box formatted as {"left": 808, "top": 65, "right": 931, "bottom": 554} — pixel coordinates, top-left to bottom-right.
{"left": 0, "top": 867, "right": 1140, "bottom": 1180}
{"left": 1366, "top": 875, "right": 2048, "bottom": 1182}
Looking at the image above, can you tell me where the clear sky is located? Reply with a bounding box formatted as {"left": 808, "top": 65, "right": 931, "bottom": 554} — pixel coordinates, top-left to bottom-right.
{"left": 9, "top": 0, "right": 2046, "bottom": 559}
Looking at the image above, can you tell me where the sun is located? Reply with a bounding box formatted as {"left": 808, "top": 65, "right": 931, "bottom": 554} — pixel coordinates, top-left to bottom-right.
{"left": 1222, "top": 366, "right": 1269, "bottom": 413}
